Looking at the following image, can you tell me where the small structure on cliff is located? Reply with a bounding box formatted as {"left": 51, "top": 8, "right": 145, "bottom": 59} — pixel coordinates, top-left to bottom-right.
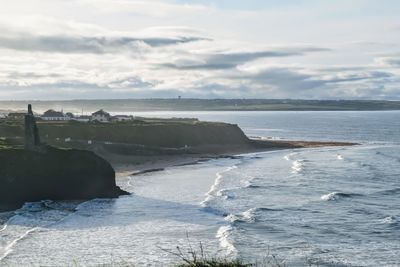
{"left": 41, "top": 109, "right": 70, "bottom": 121}
{"left": 91, "top": 109, "right": 111, "bottom": 122}
{"left": 24, "top": 104, "right": 42, "bottom": 150}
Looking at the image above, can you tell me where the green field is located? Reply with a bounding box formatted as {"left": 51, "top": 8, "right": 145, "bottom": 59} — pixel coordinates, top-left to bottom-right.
{"left": 0, "top": 117, "right": 250, "bottom": 151}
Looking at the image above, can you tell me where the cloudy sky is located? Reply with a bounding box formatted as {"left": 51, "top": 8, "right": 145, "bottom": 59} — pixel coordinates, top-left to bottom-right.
{"left": 1, "top": 0, "right": 400, "bottom": 100}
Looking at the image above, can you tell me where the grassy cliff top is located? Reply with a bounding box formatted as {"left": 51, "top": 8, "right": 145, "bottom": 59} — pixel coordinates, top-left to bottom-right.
{"left": 0, "top": 117, "right": 249, "bottom": 150}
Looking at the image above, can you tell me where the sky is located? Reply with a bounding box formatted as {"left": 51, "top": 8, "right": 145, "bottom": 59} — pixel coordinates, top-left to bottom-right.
{"left": 0, "top": 0, "right": 399, "bottom": 100}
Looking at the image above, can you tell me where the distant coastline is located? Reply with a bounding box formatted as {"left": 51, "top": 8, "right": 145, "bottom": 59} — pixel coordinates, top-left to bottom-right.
{"left": 1, "top": 99, "right": 400, "bottom": 113}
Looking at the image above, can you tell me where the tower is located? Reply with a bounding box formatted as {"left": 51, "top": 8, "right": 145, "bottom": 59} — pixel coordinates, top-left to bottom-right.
{"left": 24, "top": 104, "right": 41, "bottom": 150}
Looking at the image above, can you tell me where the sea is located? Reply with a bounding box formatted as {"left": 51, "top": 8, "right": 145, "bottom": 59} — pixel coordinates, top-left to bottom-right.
{"left": 0, "top": 111, "right": 399, "bottom": 266}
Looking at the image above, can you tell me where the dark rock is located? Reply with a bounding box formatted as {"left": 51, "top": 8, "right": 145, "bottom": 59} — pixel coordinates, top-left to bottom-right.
{"left": 0, "top": 146, "right": 128, "bottom": 209}
{"left": 0, "top": 104, "right": 128, "bottom": 211}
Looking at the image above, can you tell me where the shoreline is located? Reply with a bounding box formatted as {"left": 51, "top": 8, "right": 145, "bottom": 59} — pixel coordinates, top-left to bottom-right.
{"left": 0, "top": 139, "right": 357, "bottom": 215}
{"left": 114, "top": 140, "right": 357, "bottom": 177}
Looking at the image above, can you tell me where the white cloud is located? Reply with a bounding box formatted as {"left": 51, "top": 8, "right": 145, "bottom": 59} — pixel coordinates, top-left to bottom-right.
{"left": 0, "top": 0, "right": 399, "bottom": 100}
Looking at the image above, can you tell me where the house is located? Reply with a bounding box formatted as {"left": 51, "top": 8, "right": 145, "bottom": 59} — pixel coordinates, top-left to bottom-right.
{"left": 41, "top": 109, "right": 70, "bottom": 121}
{"left": 91, "top": 109, "right": 111, "bottom": 122}
{"left": 111, "top": 115, "right": 133, "bottom": 122}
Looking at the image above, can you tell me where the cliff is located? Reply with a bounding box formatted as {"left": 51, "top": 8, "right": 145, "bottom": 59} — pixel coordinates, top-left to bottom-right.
{"left": 0, "top": 119, "right": 252, "bottom": 149}
{"left": 0, "top": 146, "right": 128, "bottom": 210}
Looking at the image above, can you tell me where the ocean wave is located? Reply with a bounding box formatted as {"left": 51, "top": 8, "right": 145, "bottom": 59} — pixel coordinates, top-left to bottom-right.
{"left": 0, "top": 200, "right": 79, "bottom": 262}
{"left": 225, "top": 207, "right": 281, "bottom": 224}
{"left": 216, "top": 189, "right": 235, "bottom": 200}
{"left": 380, "top": 216, "right": 397, "bottom": 225}
{"left": 216, "top": 225, "right": 237, "bottom": 257}
{"left": 242, "top": 180, "right": 262, "bottom": 189}
{"left": 320, "top": 192, "right": 361, "bottom": 201}
{"left": 284, "top": 152, "right": 296, "bottom": 161}
{"left": 291, "top": 159, "right": 307, "bottom": 174}
{"left": 244, "top": 184, "right": 261, "bottom": 189}
{"left": 241, "top": 208, "right": 259, "bottom": 223}
{"left": 200, "top": 206, "right": 227, "bottom": 217}
{"left": 224, "top": 214, "right": 247, "bottom": 223}
{"left": 0, "top": 227, "right": 38, "bottom": 261}
{"left": 200, "top": 165, "right": 238, "bottom": 207}
{"left": 376, "top": 188, "right": 400, "bottom": 196}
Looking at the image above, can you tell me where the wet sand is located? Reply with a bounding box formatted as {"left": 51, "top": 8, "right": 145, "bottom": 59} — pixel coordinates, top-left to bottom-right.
{"left": 114, "top": 139, "right": 357, "bottom": 177}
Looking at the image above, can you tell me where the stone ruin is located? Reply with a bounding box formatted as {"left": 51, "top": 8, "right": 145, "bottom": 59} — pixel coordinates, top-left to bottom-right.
{"left": 24, "top": 104, "right": 42, "bottom": 150}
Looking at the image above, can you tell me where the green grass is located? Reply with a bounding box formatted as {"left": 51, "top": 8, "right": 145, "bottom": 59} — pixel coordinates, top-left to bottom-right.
{"left": 176, "top": 259, "right": 252, "bottom": 267}
{"left": 157, "top": 237, "right": 288, "bottom": 267}
{"left": 0, "top": 118, "right": 248, "bottom": 149}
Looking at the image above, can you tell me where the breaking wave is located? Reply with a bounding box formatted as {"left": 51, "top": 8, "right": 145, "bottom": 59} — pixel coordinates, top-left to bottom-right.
{"left": 216, "top": 225, "right": 237, "bottom": 256}
{"left": 201, "top": 165, "right": 238, "bottom": 207}
{"left": 380, "top": 216, "right": 397, "bottom": 225}
{"left": 291, "top": 159, "right": 306, "bottom": 174}
{"left": 0, "top": 200, "right": 79, "bottom": 262}
{"left": 321, "top": 192, "right": 361, "bottom": 201}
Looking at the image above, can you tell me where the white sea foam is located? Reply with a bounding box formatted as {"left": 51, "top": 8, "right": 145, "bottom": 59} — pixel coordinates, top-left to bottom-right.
{"left": 0, "top": 224, "right": 7, "bottom": 233}
{"left": 291, "top": 160, "right": 305, "bottom": 174}
{"left": 321, "top": 192, "right": 357, "bottom": 201}
{"left": 126, "top": 176, "right": 134, "bottom": 187}
{"left": 241, "top": 208, "right": 257, "bottom": 223}
{"left": 243, "top": 180, "right": 252, "bottom": 188}
{"left": 380, "top": 216, "right": 397, "bottom": 224}
{"left": 216, "top": 225, "right": 237, "bottom": 256}
{"left": 321, "top": 192, "right": 339, "bottom": 201}
{"left": 0, "top": 200, "right": 79, "bottom": 262}
{"left": 225, "top": 214, "right": 241, "bottom": 223}
{"left": 216, "top": 189, "right": 234, "bottom": 200}
{"left": 224, "top": 208, "right": 257, "bottom": 224}
{"left": 284, "top": 152, "right": 296, "bottom": 161}
{"left": 0, "top": 227, "right": 38, "bottom": 261}
{"left": 201, "top": 165, "right": 237, "bottom": 207}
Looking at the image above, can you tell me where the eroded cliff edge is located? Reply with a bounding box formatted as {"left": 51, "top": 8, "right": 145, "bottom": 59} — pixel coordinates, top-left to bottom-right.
{"left": 0, "top": 146, "right": 128, "bottom": 210}
{"left": 0, "top": 105, "right": 128, "bottom": 211}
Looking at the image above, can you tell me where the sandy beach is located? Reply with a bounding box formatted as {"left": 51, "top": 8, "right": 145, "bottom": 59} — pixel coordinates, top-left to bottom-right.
{"left": 113, "top": 140, "right": 357, "bottom": 177}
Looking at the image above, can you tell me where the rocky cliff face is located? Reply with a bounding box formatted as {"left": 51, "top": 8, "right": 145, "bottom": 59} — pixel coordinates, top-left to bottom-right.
{"left": 0, "top": 146, "right": 128, "bottom": 210}
{"left": 0, "top": 105, "right": 128, "bottom": 211}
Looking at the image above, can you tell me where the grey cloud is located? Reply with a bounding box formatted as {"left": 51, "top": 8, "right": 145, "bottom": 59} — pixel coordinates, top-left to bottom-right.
{"left": 6, "top": 72, "right": 62, "bottom": 79}
{"left": 381, "top": 57, "right": 400, "bottom": 67}
{"left": 325, "top": 71, "right": 392, "bottom": 83}
{"left": 249, "top": 68, "right": 324, "bottom": 91}
{"left": 318, "top": 66, "right": 375, "bottom": 72}
{"left": 237, "top": 68, "right": 394, "bottom": 95}
{"left": 2, "top": 76, "right": 153, "bottom": 90}
{"left": 0, "top": 33, "right": 209, "bottom": 54}
{"left": 161, "top": 47, "right": 329, "bottom": 70}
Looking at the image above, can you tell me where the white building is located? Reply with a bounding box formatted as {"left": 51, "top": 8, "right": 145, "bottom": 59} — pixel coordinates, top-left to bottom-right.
{"left": 91, "top": 109, "right": 111, "bottom": 122}
{"left": 41, "top": 109, "right": 70, "bottom": 121}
